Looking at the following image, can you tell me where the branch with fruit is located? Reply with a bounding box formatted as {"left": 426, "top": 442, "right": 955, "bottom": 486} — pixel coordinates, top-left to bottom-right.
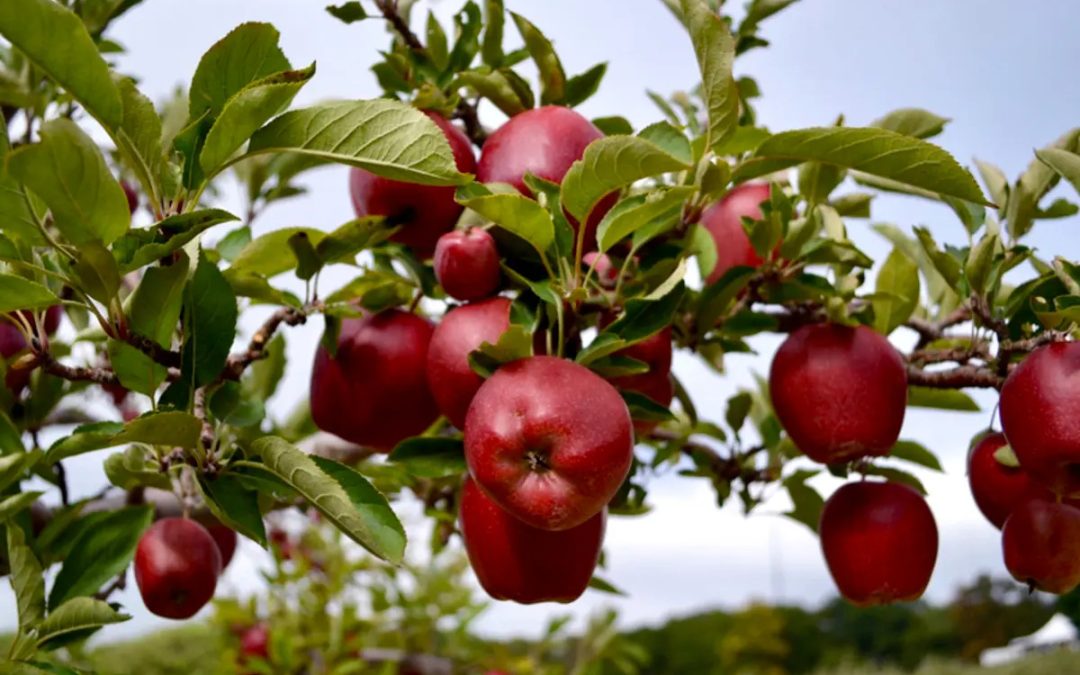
{"left": 1, "top": 0, "right": 1079, "bottom": 670}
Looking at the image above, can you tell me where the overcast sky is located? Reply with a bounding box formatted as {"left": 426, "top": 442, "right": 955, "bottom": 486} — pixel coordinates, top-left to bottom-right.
{"left": 4, "top": 0, "right": 1080, "bottom": 644}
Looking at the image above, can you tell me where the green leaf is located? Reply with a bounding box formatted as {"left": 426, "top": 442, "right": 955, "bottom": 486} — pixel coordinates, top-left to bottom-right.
{"left": 388, "top": 437, "right": 467, "bottom": 478}
{"left": 0, "top": 491, "right": 44, "bottom": 524}
{"left": 965, "top": 233, "right": 999, "bottom": 295}
{"left": 114, "top": 75, "right": 165, "bottom": 206}
{"left": 890, "top": 440, "right": 943, "bottom": 472}
{"left": 0, "top": 275, "right": 58, "bottom": 312}
{"left": 0, "top": 122, "right": 45, "bottom": 245}
{"left": 103, "top": 446, "right": 171, "bottom": 491}
{"left": 200, "top": 63, "right": 316, "bottom": 175}
{"left": 564, "top": 62, "right": 608, "bottom": 108}
{"left": 36, "top": 597, "right": 130, "bottom": 651}
{"left": 246, "top": 333, "right": 286, "bottom": 401}
{"left": 510, "top": 12, "right": 565, "bottom": 105}
{"left": 249, "top": 437, "right": 405, "bottom": 562}
{"left": 914, "top": 227, "right": 963, "bottom": 290}
{"left": 638, "top": 122, "right": 693, "bottom": 166}
{"left": 604, "top": 282, "right": 685, "bottom": 345}
{"left": 188, "top": 22, "right": 291, "bottom": 120}
{"left": 0, "top": 0, "right": 123, "bottom": 129}
{"left": 872, "top": 247, "right": 920, "bottom": 335}
{"left": 316, "top": 217, "right": 396, "bottom": 265}
{"left": 170, "top": 252, "right": 238, "bottom": 404}
{"left": 208, "top": 380, "right": 264, "bottom": 427}
{"left": 7, "top": 119, "right": 130, "bottom": 245}
{"left": 725, "top": 392, "right": 753, "bottom": 433}
{"left": 561, "top": 136, "right": 692, "bottom": 221}
{"left": 245, "top": 100, "right": 468, "bottom": 186}
{"left": 0, "top": 450, "right": 40, "bottom": 492}
{"left": 621, "top": 390, "right": 675, "bottom": 423}
{"left": 456, "top": 188, "right": 554, "bottom": 259}
{"left": 44, "top": 421, "right": 124, "bottom": 464}
{"left": 870, "top": 108, "right": 950, "bottom": 139}
{"left": 481, "top": 0, "right": 505, "bottom": 66}
{"left": 736, "top": 127, "right": 988, "bottom": 205}
{"left": 588, "top": 576, "right": 627, "bottom": 596}
{"left": 453, "top": 69, "right": 529, "bottom": 117}
{"left": 783, "top": 469, "right": 823, "bottom": 534}
{"left": 288, "top": 231, "right": 322, "bottom": 281}
{"left": 679, "top": 0, "right": 738, "bottom": 151}
{"left": 70, "top": 241, "right": 121, "bottom": 305}
{"left": 326, "top": 2, "right": 367, "bottom": 23}
{"left": 1037, "top": 148, "right": 1080, "bottom": 197}
{"left": 230, "top": 226, "right": 323, "bottom": 278}
{"left": 114, "top": 209, "right": 238, "bottom": 273}
{"left": 975, "top": 159, "right": 1009, "bottom": 213}
{"left": 1006, "top": 128, "right": 1079, "bottom": 240}
{"left": 8, "top": 525, "right": 45, "bottom": 637}
{"left": 112, "top": 254, "right": 188, "bottom": 395}
{"left": 426, "top": 11, "right": 449, "bottom": 68}
{"left": 48, "top": 505, "right": 153, "bottom": 610}
{"left": 467, "top": 323, "right": 533, "bottom": 378}
{"left": 44, "top": 412, "right": 202, "bottom": 464}
{"left": 198, "top": 473, "right": 267, "bottom": 548}
{"left": 446, "top": 2, "right": 483, "bottom": 74}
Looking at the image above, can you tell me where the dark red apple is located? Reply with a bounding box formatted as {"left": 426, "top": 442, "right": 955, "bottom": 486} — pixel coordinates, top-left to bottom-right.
{"left": 426, "top": 297, "right": 511, "bottom": 430}
{"left": 1000, "top": 341, "right": 1080, "bottom": 497}
{"left": 459, "top": 476, "right": 604, "bottom": 604}
{"left": 464, "top": 355, "right": 633, "bottom": 530}
{"left": 1002, "top": 498, "right": 1080, "bottom": 594}
{"left": 0, "top": 321, "right": 24, "bottom": 360}
{"left": 310, "top": 309, "right": 439, "bottom": 451}
{"left": 769, "top": 323, "right": 907, "bottom": 464}
{"left": 349, "top": 111, "right": 477, "bottom": 256}
{"left": 477, "top": 106, "right": 614, "bottom": 247}
{"left": 968, "top": 432, "right": 1045, "bottom": 529}
{"left": 820, "top": 481, "right": 938, "bottom": 606}
{"left": 134, "top": 518, "right": 222, "bottom": 619}
{"left": 207, "top": 524, "right": 238, "bottom": 570}
{"left": 433, "top": 228, "right": 501, "bottom": 301}
{"left": 701, "top": 182, "right": 773, "bottom": 284}
{"left": 239, "top": 623, "right": 270, "bottom": 660}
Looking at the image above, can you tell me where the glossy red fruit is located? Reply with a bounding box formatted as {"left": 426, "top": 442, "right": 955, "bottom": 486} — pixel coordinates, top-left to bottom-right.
{"left": 464, "top": 355, "right": 633, "bottom": 530}
{"left": 240, "top": 623, "right": 270, "bottom": 660}
{"left": 701, "top": 183, "right": 773, "bottom": 284}
{"left": 770, "top": 323, "right": 907, "bottom": 464}
{"left": 820, "top": 481, "right": 938, "bottom": 606}
{"left": 433, "top": 228, "right": 501, "bottom": 301}
{"left": 349, "top": 112, "right": 477, "bottom": 256}
{"left": 207, "top": 524, "right": 238, "bottom": 570}
{"left": 310, "top": 309, "right": 439, "bottom": 451}
{"left": 1000, "top": 341, "right": 1080, "bottom": 497}
{"left": 1002, "top": 498, "right": 1080, "bottom": 594}
{"left": 134, "top": 518, "right": 222, "bottom": 619}
{"left": 459, "top": 476, "right": 604, "bottom": 604}
{"left": 426, "top": 297, "right": 511, "bottom": 430}
{"left": 477, "top": 106, "right": 613, "bottom": 247}
{"left": 968, "top": 433, "right": 1044, "bottom": 529}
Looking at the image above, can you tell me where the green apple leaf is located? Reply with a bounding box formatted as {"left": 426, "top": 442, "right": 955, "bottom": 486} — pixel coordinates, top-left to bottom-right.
{"left": 0, "top": 124, "right": 44, "bottom": 245}
{"left": 0, "top": 274, "right": 58, "bottom": 313}
{"left": 198, "top": 473, "right": 268, "bottom": 548}
{"left": 8, "top": 525, "right": 45, "bottom": 639}
{"left": 456, "top": 186, "right": 554, "bottom": 258}
{"left": 872, "top": 247, "right": 920, "bottom": 335}
{"left": 113, "top": 209, "right": 238, "bottom": 273}
{"left": 1037, "top": 148, "right": 1080, "bottom": 197}
{"left": 680, "top": 0, "right": 738, "bottom": 152}
{"left": 188, "top": 22, "right": 291, "bottom": 120}
{"left": 510, "top": 12, "right": 565, "bottom": 104}
{"left": 36, "top": 597, "right": 131, "bottom": 651}
{"left": 890, "top": 440, "right": 943, "bottom": 472}
{"left": 870, "top": 107, "right": 950, "bottom": 140}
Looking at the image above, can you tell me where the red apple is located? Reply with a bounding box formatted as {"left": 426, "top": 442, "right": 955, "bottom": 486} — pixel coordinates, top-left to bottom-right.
{"left": 464, "top": 355, "right": 634, "bottom": 530}
{"left": 207, "top": 524, "right": 238, "bottom": 570}
{"left": 459, "top": 476, "right": 604, "bottom": 604}
{"left": 1000, "top": 341, "right": 1080, "bottom": 497}
{"left": 769, "top": 323, "right": 907, "bottom": 464}
{"left": 1002, "top": 498, "right": 1080, "bottom": 594}
{"left": 349, "top": 111, "right": 477, "bottom": 256}
{"left": 968, "top": 432, "right": 1045, "bottom": 529}
{"left": 134, "top": 518, "right": 222, "bottom": 619}
{"left": 310, "top": 309, "right": 439, "bottom": 451}
{"left": 477, "top": 106, "right": 614, "bottom": 247}
{"left": 0, "top": 321, "right": 24, "bottom": 360}
{"left": 239, "top": 622, "right": 270, "bottom": 660}
{"left": 820, "top": 481, "right": 938, "bottom": 606}
{"left": 433, "top": 228, "right": 501, "bottom": 301}
{"left": 701, "top": 182, "right": 773, "bottom": 284}
{"left": 604, "top": 324, "right": 674, "bottom": 435}
{"left": 426, "top": 297, "right": 511, "bottom": 430}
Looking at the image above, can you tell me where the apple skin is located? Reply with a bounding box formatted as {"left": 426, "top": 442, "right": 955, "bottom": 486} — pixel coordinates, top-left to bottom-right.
{"left": 310, "top": 309, "right": 439, "bottom": 451}
{"left": 1000, "top": 341, "right": 1080, "bottom": 497}
{"left": 426, "top": 297, "right": 510, "bottom": 430}
{"left": 967, "top": 432, "right": 1048, "bottom": 529}
{"left": 769, "top": 323, "right": 907, "bottom": 464}
{"left": 433, "top": 228, "right": 501, "bottom": 301}
{"left": 477, "top": 105, "right": 614, "bottom": 247}
{"left": 207, "top": 524, "right": 238, "bottom": 570}
{"left": 349, "top": 112, "right": 477, "bottom": 257}
{"left": 819, "top": 481, "right": 938, "bottom": 606}
{"left": 464, "top": 355, "right": 634, "bottom": 531}
{"left": 134, "top": 518, "right": 222, "bottom": 619}
{"left": 1002, "top": 498, "right": 1080, "bottom": 594}
{"left": 459, "top": 476, "right": 604, "bottom": 604}
{"left": 701, "top": 182, "right": 772, "bottom": 285}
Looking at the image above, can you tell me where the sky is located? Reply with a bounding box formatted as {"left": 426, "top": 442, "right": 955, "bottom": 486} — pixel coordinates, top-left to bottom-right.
{"left": 4, "top": 0, "right": 1080, "bottom": 644}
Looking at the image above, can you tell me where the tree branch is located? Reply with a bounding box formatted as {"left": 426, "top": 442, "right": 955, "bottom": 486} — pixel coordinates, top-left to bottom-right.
{"left": 223, "top": 306, "right": 307, "bottom": 380}
{"left": 906, "top": 363, "right": 1004, "bottom": 389}
{"left": 125, "top": 331, "right": 182, "bottom": 369}
{"left": 905, "top": 306, "right": 972, "bottom": 348}
{"left": 39, "top": 354, "right": 121, "bottom": 386}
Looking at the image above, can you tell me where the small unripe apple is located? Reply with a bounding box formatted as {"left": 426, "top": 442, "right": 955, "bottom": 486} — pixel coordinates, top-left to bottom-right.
{"left": 968, "top": 432, "right": 1045, "bottom": 529}
{"left": 310, "top": 309, "right": 439, "bottom": 451}
{"left": 820, "top": 481, "right": 938, "bottom": 606}
{"left": 426, "top": 297, "right": 511, "bottom": 430}
{"left": 134, "top": 518, "right": 222, "bottom": 619}
{"left": 465, "top": 355, "right": 634, "bottom": 530}
{"left": 477, "top": 106, "right": 614, "bottom": 247}
{"left": 349, "top": 112, "right": 477, "bottom": 256}
{"left": 1002, "top": 498, "right": 1080, "bottom": 594}
{"left": 433, "top": 228, "right": 501, "bottom": 301}
{"left": 1000, "top": 341, "right": 1080, "bottom": 497}
{"left": 459, "top": 476, "right": 604, "bottom": 604}
{"left": 769, "top": 323, "right": 907, "bottom": 464}
{"left": 701, "top": 182, "right": 773, "bottom": 284}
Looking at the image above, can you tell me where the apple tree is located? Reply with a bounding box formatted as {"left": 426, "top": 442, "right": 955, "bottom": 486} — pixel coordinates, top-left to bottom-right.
{"left": 1, "top": 0, "right": 1079, "bottom": 670}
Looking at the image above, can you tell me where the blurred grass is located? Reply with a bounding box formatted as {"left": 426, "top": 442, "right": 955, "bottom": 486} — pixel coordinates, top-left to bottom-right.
{"left": 813, "top": 649, "right": 1080, "bottom": 674}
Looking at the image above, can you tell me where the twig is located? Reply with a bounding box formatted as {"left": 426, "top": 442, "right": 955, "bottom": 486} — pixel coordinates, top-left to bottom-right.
{"left": 373, "top": 0, "right": 424, "bottom": 50}
{"left": 905, "top": 306, "right": 972, "bottom": 349}
{"left": 906, "top": 363, "right": 1004, "bottom": 390}
{"left": 453, "top": 99, "right": 488, "bottom": 147}
{"left": 223, "top": 306, "right": 307, "bottom": 380}
{"left": 125, "top": 331, "right": 182, "bottom": 369}
{"left": 55, "top": 462, "right": 69, "bottom": 507}
{"left": 94, "top": 571, "right": 127, "bottom": 601}
{"left": 39, "top": 354, "right": 121, "bottom": 386}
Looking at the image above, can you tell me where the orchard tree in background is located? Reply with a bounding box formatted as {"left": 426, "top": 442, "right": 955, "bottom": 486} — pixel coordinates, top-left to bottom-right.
{"left": 0, "top": 0, "right": 1079, "bottom": 671}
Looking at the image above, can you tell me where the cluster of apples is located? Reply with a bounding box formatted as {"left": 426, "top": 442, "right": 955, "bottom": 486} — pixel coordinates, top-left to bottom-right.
{"left": 969, "top": 341, "right": 1080, "bottom": 594}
